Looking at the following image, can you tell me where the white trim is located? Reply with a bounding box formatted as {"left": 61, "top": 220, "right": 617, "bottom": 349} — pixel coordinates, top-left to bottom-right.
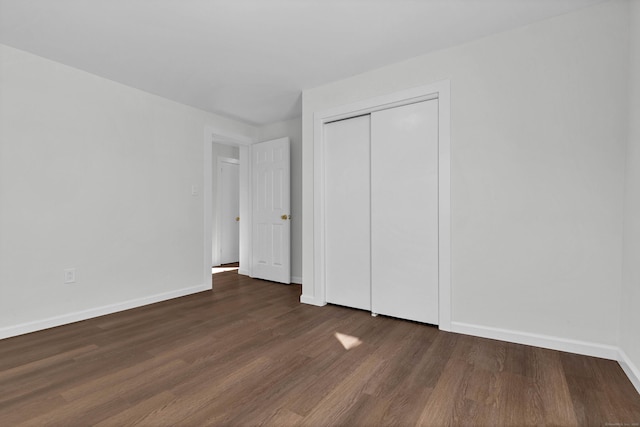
{"left": 0, "top": 284, "right": 210, "bottom": 340}
{"left": 203, "top": 132, "right": 213, "bottom": 286}
{"left": 291, "top": 276, "right": 302, "bottom": 284}
{"left": 204, "top": 125, "right": 254, "bottom": 147}
{"left": 310, "top": 111, "right": 327, "bottom": 305}
{"left": 300, "top": 295, "right": 327, "bottom": 306}
{"left": 245, "top": 145, "right": 253, "bottom": 277}
{"left": 451, "top": 321, "right": 620, "bottom": 360}
{"left": 307, "top": 80, "right": 452, "bottom": 330}
{"left": 451, "top": 321, "right": 640, "bottom": 393}
{"left": 314, "top": 87, "right": 440, "bottom": 123}
{"left": 619, "top": 349, "right": 640, "bottom": 395}
{"left": 239, "top": 146, "right": 251, "bottom": 277}
{"left": 214, "top": 156, "right": 240, "bottom": 267}
{"left": 437, "top": 83, "right": 452, "bottom": 331}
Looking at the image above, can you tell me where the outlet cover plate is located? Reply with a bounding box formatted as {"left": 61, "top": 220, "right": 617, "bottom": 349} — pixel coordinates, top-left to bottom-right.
{"left": 64, "top": 268, "right": 76, "bottom": 283}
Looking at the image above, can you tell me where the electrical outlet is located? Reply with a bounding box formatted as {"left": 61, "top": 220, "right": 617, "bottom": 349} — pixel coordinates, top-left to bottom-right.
{"left": 64, "top": 268, "right": 76, "bottom": 284}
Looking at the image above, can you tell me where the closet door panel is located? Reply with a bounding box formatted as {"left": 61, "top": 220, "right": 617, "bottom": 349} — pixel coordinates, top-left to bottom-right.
{"left": 324, "top": 115, "right": 371, "bottom": 310}
{"left": 371, "top": 100, "right": 439, "bottom": 324}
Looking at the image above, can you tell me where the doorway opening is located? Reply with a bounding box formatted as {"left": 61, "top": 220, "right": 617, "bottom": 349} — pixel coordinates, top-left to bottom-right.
{"left": 203, "top": 128, "right": 292, "bottom": 288}
{"left": 216, "top": 156, "right": 240, "bottom": 267}
{"left": 212, "top": 262, "right": 239, "bottom": 275}
{"left": 211, "top": 144, "right": 241, "bottom": 270}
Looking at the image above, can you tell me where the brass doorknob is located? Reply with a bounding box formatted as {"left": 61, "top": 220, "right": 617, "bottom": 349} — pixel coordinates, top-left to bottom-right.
{"left": 281, "top": 214, "right": 291, "bottom": 220}
{"left": 235, "top": 217, "right": 240, "bottom": 222}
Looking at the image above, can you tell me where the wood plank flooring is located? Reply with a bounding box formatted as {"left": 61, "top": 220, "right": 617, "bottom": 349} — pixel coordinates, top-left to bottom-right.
{"left": 1, "top": 270, "right": 639, "bottom": 426}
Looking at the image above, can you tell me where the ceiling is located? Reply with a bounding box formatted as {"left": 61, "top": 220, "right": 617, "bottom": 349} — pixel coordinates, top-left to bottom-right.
{"left": 0, "top": 0, "right": 604, "bottom": 126}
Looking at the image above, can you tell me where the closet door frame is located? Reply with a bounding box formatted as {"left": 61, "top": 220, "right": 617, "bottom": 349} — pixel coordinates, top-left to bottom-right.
{"left": 312, "top": 80, "right": 452, "bottom": 331}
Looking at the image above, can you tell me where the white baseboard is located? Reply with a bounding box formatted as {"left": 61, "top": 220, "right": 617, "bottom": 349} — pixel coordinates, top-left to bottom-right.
{"left": 0, "top": 283, "right": 211, "bottom": 341}
{"left": 619, "top": 349, "right": 640, "bottom": 395}
{"left": 235, "top": 271, "right": 300, "bottom": 285}
{"left": 300, "top": 294, "right": 326, "bottom": 306}
{"left": 450, "top": 321, "right": 620, "bottom": 360}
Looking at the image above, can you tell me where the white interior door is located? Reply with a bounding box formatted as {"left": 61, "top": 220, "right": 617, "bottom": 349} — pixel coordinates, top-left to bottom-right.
{"left": 219, "top": 160, "right": 239, "bottom": 264}
{"left": 251, "top": 137, "right": 291, "bottom": 284}
{"left": 371, "top": 99, "right": 439, "bottom": 324}
{"left": 324, "top": 115, "right": 371, "bottom": 310}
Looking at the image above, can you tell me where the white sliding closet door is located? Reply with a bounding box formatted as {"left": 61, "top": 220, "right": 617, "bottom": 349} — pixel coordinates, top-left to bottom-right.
{"left": 371, "top": 100, "right": 439, "bottom": 324}
{"left": 324, "top": 115, "right": 371, "bottom": 310}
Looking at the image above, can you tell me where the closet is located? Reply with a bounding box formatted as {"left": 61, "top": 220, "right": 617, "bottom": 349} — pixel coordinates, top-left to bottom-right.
{"left": 324, "top": 99, "right": 439, "bottom": 325}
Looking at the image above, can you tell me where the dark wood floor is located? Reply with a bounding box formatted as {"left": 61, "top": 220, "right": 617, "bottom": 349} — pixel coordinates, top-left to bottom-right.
{"left": 1, "top": 271, "right": 639, "bottom": 426}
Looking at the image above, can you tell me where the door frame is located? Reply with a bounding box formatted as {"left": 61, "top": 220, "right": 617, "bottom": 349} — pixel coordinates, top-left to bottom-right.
{"left": 310, "top": 80, "right": 452, "bottom": 331}
{"left": 203, "top": 127, "right": 253, "bottom": 288}
{"left": 215, "top": 156, "right": 240, "bottom": 266}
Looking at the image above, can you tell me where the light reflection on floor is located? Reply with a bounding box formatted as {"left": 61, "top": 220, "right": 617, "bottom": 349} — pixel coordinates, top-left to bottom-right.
{"left": 334, "top": 332, "right": 363, "bottom": 350}
{"left": 212, "top": 266, "right": 239, "bottom": 274}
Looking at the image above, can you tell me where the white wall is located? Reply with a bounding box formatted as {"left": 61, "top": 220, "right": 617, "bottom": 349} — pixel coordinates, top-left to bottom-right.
{"left": 211, "top": 142, "right": 240, "bottom": 266}
{"left": 621, "top": 0, "right": 640, "bottom": 390}
{"left": 302, "top": 1, "right": 629, "bottom": 348}
{"left": 0, "top": 44, "right": 256, "bottom": 337}
{"left": 258, "top": 117, "right": 303, "bottom": 283}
